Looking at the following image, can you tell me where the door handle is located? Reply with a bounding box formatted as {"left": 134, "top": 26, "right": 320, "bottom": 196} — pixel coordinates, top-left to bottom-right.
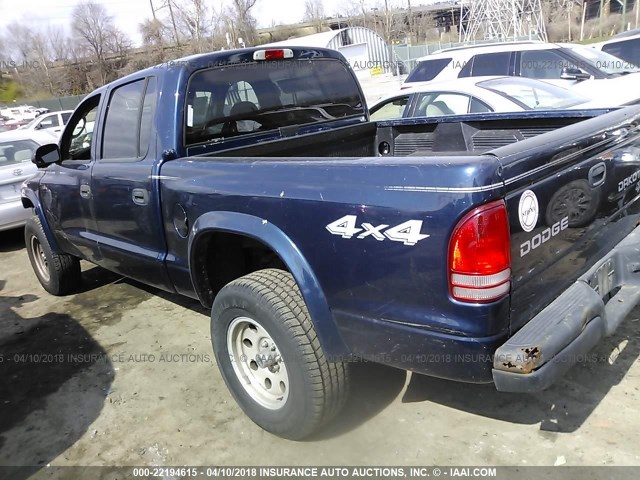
{"left": 80, "top": 184, "right": 91, "bottom": 198}
{"left": 132, "top": 188, "right": 149, "bottom": 206}
{"left": 588, "top": 162, "right": 606, "bottom": 188}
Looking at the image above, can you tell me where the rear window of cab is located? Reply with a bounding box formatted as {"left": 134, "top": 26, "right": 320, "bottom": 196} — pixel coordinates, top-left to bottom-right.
{"left": 184, "top": 59, "right": 365, "bottom": 146}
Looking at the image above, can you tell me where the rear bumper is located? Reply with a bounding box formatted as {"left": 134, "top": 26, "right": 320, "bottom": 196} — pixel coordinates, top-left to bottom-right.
{"left": 0, "top": 201, "right": 32, "bottom": 231}
{"left": 493, "top": 224, "right": 640, "bottom": 392}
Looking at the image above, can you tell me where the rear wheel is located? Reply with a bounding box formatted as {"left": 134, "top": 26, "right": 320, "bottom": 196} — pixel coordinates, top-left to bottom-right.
{"left": 211, "top": 269, "right": 350, "bottom": 440}
{"left": 25, "top": 216, "right": 81, "bottom": 295}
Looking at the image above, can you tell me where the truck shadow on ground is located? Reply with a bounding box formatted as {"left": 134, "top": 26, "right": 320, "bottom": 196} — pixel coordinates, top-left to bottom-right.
{"left": 401, "top": 316, "right": 640, "bottom": 434}
{"left": 0, "top": 280, "right": 114, "bottom": 480}
{"left": 312, "top": 362, "right": 408, "bottom": 440}
{"left": 73, "top": 268, "right": 405, "bottom": 439}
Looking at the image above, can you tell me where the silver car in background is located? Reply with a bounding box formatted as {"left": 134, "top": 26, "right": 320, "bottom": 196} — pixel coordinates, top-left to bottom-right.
{"left": 0, "top": 130, "right": 53, "bottom": 231}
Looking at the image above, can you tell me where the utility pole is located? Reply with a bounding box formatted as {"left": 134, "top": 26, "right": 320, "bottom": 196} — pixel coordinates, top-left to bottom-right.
{"left": 580, "top": 0, "right": 587, "bottom": 41}
{"left": 407, "top": 0, "right": 413, "bottom": 45}
{"left": 622, "top": 0, "right": 627, "bottom": 32}
{"left": 149, "top": 0, "right": 157, "bottom": 20}
{"left": 166, "top": 0, "right": 181, "bottom": 47}
{"left": 599, "top": 0, "right": 604, "bottom": 36}
{"left": 567, "top": 0, "right": 573, "bottom": 41}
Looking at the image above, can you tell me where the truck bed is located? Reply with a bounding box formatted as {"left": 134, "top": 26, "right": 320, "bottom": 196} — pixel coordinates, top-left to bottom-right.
{"left": 198, "top": 110, "right": 617, "bottom": 159}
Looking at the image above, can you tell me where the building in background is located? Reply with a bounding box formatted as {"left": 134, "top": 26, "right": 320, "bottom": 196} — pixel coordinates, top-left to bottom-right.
{"left": 262, "top": 27, "right": 396, "bottom": 79}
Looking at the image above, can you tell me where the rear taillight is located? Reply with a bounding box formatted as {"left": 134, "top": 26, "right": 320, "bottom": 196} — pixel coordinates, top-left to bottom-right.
{"left": 448, "top": 200, "right": 511, "bottom": 303}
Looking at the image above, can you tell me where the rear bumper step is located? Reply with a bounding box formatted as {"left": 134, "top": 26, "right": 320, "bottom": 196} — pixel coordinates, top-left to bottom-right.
{"left": 493, "top": 224, "right": 640, "bottom": 393}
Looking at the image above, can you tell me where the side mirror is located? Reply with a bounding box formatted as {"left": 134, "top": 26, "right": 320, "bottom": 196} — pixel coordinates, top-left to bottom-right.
{"left": 34, "top": 123, "right": 43, "bottom": 130}
{"left": 561, "top": 67, "right": 591, "bottom": 81}
{"left": 32, "top": 143, "right": 61, "bottom": 168}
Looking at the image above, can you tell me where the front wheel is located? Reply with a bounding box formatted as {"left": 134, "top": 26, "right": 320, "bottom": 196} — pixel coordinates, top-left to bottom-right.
{"left": 211, "top": 269, "right": 350, "bottom": 440}
{"left": 24, "top": 216, "right": 81, "bottom": 295}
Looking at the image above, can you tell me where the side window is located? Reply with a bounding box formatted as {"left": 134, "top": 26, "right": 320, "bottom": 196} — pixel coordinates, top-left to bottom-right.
{"left": 602, "top": 38, "right": 640, "bottom": 67}
{"left": 102, "top": 79, "right": 145, "bottom": 159}
{"left": 470, "top": 97, "right": 493, "bottom": 113}
{"left": 519, "top": 50, "right": 575, "bottom": 79}
{"left": 370, "top": 96, "right": 410, "bottom": 121}
{"left": 460, "top": 52, "right": 511, "bottom": 77}
{"left": 139, "top": 77, "right": 157, "bottom": 157}
{"left": 61, "top": 96, "right": 101, "bottom": 161}
{"left": 405, "top": 58, "right": 452, "bottom": 83}
{"left": 414, "top": 93, "right": 471, "bottom": 117}
{"left": 39, "top": 115, "right": 59, "bottom": 128}
{"left": 61, "top": 112, "right": 72, "bottom": 124}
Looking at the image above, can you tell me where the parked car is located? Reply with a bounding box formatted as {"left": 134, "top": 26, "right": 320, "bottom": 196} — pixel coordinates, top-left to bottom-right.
{"left": 0, "top": 129, "right": 54, "bottom": 231}
{"left": 0, "top": 105, "right": 38, "bottom": 123}
{"left": 370, "top": 76, "right": 606, "bottom": 120}
{"left": 403, "top": 41, "right": 640, "bottom": 104}
{"left": 23, "top": 46, "right": 640, "bottom": 441}
{"left": 19, "top": 110, "right": 74, "bottom": 138}
{"left": 591, "top": 31, "right": 640, "bottom": 69}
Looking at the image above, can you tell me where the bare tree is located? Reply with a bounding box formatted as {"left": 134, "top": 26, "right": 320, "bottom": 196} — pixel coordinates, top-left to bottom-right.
{"left": 359, "top": 0, "right": 369, "bottom": 29}
{"left": 230, "top": 0, "right": 259, "bottom": 46}
{"left": 5, "top": 22, "right": 32, "bottom": 62}
{"left": 139, "top": 18, "right": 169, "bottom": 48}
{"left": 72, "top": 0, "right": 131, "bottom": 85}
{"left": 303, "top": 0, "right": 325, "bottom": 32}
{"left": 174, "top": 0, "right": 212, "bottom": 53}
{"left": 47, "top": 26, "right": 71, "bottom": 63}
{"left": 29, "top": 31, "right": 55, "bottom": 94}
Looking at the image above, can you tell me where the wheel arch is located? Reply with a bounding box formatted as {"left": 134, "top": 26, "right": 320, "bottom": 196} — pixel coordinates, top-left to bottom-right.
{"left": 188, "top": 211, "right": 350, "bottom": 358}
{"left": 21, "top": 189, "right": 62, "bottom": 254}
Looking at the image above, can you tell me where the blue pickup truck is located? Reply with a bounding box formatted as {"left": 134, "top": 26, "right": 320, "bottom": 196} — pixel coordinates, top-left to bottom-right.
{"left": 22, "top": 46, "right": 640, "bottom": 439}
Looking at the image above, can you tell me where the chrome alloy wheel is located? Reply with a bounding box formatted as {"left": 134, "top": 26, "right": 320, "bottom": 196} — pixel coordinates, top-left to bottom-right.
{"left": 227, "top": 316, "right": 289, "bottom": 410}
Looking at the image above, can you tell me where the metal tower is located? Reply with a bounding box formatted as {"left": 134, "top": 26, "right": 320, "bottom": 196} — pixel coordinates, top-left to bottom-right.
{"left": 459, "top": 0, "right": 548, "bottom": 43}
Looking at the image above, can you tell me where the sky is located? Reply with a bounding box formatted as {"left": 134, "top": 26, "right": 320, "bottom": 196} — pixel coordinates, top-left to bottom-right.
{"left": 0, "top": 0, "right": 382, "bottom": 47}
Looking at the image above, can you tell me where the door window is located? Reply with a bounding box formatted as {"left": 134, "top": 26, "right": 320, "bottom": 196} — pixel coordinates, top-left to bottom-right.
{"left": 405, "top": 58, "right": 452, "bottom": 83}
{"left": 519, "top": 50, "right": 576, "bottom": 79}
{"left": 370, "top": 96, "right": 410, "bottom": 120}
{"left": 459, "top": 52, "right": 511, "bottom": 77}
{"left": 60, "top": 95, "right": 101, "bottom": 161}
{"left": 101, "top": 77, "right": 157, "bottom": 160}
{"left": 39, "top": 114, "right": 59, "bottom": 129}
{"left": 414, "top": 93, "right": 472, "bottom": 117}
{"left": 602, "top": 38, "right": 640, "bottom": 68}
{"left": 102, "top": 80, "right": 145, "bottom": 159}
{"left": 138, "top": 77, "right": 157, "bottom": 158}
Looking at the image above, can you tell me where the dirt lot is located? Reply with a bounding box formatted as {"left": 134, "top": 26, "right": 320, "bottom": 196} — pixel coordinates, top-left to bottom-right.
{"left": 1, "top": 227, "right": 640, "bottom": 475}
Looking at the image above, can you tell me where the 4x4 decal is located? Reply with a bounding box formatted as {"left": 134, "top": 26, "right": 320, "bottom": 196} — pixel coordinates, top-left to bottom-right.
{"left": 326, "top": 215, "right": 429, "bottom": 246}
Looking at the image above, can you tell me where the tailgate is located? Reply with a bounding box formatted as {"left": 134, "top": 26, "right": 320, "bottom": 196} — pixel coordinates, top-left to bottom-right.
{"left": 492, "top": 106, "right": 640, "bottom": 333}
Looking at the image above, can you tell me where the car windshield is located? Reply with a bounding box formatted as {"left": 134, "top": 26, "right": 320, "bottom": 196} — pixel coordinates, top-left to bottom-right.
{"left": 0, "top": 139, "right": 39, "bottom": 166}
{"left": 184, "top": 58, "right": 365, "bottom": 146}
{"left": 569, "top": 45, "right": 640, "bottom": 74}
{"left": 478, "top": 77, "right": 589, "bottom": 110}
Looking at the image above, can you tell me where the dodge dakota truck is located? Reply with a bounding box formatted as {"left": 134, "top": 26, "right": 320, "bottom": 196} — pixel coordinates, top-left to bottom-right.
{"left": 22, "top": 46, "right": 640, "bottom": 439}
